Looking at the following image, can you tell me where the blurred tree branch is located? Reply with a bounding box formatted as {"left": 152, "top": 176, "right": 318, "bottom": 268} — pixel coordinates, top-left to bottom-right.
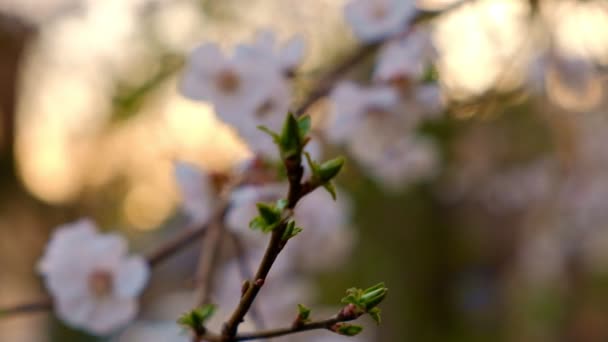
{"left": 0, "top": 14, "right": 36, "bottom": 178}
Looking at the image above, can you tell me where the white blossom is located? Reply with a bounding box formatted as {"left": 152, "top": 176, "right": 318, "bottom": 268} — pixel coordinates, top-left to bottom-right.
{"left": 290, "top": 188, "right": 355, "bottom": 271}
{"left": 180, "top": 42, "right": 282, "bottom": 127}
{"left": 237, "top": 29, "right": 306, "bottom": 73}
{"left": 117, "top": 321, "right": 189, "bottom": 342}
{"left": 350, "top": 135, "right": 440, "bottom": 189}
{"left": 373, "top": 29, "right": 434, "bottom": 83}
{"left": 173, "top": 161, "right": 214, "bottom": 224}
{"left": 325, "top": 82, "right": 401, "bottom": 145}
{"left": 344, "top": 0, "right": 415, "bottom": 42}
{"left": 38, "top": 219, "right": 149, "bottom": 335}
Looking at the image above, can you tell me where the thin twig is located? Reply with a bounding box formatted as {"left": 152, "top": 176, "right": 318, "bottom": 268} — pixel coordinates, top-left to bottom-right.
{"left": 194, "top": 219, "right": 226, "bottom": 306}
{"left": 234, "top": 315, "right": 353, "bottom": 341}
{"left": 229, "top": 231, "right": 266, "bottom": 329}
{"left": 221, "top": 154, "right": 307, "bottom": 339}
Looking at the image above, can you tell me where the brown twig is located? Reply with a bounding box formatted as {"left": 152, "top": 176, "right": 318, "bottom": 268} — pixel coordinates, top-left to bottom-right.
{"left": 201, "top": 308, "right": 360, "bottom": 342}
{"left": 221, "top": 154, "right": 307, "bottom": 339}
{"left": 194, "top": 218, "right": 226, "bottom": 306}
{"left": 229, "top": 232, "right": 266, "bottom": 329}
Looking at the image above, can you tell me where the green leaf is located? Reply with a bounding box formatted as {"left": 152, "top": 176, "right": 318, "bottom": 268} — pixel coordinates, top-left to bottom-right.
{"left": 297, "top": 304, "right": 311, "bottom": 322}
{"left": 318, "top": 156, "right": 345, "bottom": 182}
{"left": 323, "top": 182, "right": 337, "bottom": 201}
{"left": 334, "top": 323, "right": 363, "bottom": 336}
{"left": 341, "top": 283, "right": 388, "bottom": 311}
{"left": 250, "top": 202, "right": 283, "bottom": 233}
{"left": 279, "top": 113, "right": 303, "bottom": 159}
{"left": 368, "top": 307, "right": 382, "bottom": 325}
{"left": 177, "top": 304, "right": 216, "bottom": 334}
{"left": 257, "top": 125, "right": 280, "bottom": 143}
{"left": 256, "top": 203, "right": 281, "bottom": 224}
{"left": 361, "top": 283, "right": 388, "bottom": 310}
{"left": 282, "top": 220, "right": 303, "bottom": 241}
{"left": 297, "top": 115, "right": 311, "bottom": 137}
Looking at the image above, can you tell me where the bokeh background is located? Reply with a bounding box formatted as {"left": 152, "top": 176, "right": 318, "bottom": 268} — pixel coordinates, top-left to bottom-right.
{"left": 1, "top": 0, "right": 608, "bottom": 341}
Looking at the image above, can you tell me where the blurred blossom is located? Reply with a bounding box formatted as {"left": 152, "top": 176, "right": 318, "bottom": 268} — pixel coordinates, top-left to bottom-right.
{"left": 543, "top": 53, "right": 604, "bottom": 112}
{"left": 343, "top": 0, "right": 414, "bottom": 43}
{"left": 289, "top": 188, "right": 355, "bottom": 271}
{"left": 350, "top": 135, "right": 440, "bottom": 190}
{"left": 173, "top": 162, "right": 215, "bottom": 224}
{"left": 477, "top": 160, "right": 555, "bottom": 214}
{"left": 38, "top": 219, "right": 149, "bottom": 335}
{"left": 240, "top": 29, "right": 307, "bottom": 73}
{"left": 373, "top": 28, "right": 434, "bottom": 84}
{"left": 117, "top": 321, "right": 189, "bottom": 342}
{"left": 180, "top": 42, "right": 283, "bottom": 125}
{"left": 325, "top": 82, "right": 400, "bottom": 145}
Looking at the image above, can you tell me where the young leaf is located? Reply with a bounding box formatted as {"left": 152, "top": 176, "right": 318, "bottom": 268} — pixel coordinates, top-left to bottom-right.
{"left": 279, "top": 113, "right": 303, "bottom": 159}
{"left": 323, "top": 182, "right": 337, "bottom": 200}
{"left": 333, "top": 323, "right": 364, "bottom": 336}
{"left": 297, "top": 115, "right": 311, "bottom": 137}
{"left": 297, "top": 304, "right": 311, "bottom": 322}
{"left": 368, "top": 307, "right": 382, "bottom": 325}
{"left": 178, "top": 304, "right": 216, "bottom": 335}
{"left": 318, "top": 156, "right": 345, "bottom": 183}
{"left": 282, "top": 220, "right": 303, "bottom": 241}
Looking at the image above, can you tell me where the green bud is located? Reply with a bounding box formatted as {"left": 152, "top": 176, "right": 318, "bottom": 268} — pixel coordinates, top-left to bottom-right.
{"left": 333, "top": 323, "right": 363, "bottom": 336}
{"left": 279, "top": 113, "right": 303, "bottom": 159}
{"left": 297, "top": 115, "right": 311, "bottom": 137}
{"left": 282, "top": 220, "right": 303, "bottom": 241}
{"left": 177, "top": 304, "right": 216, "bottom": 335}
{"left": 360, "top": 283, "right": 388, "bottom": 310}
{"left": 297, "top": 304, "right": 311, "bottom": 322}
{"left": 256, "top": 203, "right": 281, "bottom": 224}
{"left": 318, "top": 157, "right": 345, "bottom": 183}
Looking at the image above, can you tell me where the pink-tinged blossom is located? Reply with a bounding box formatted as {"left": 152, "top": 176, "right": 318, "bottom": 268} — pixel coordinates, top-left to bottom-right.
{"left": 344, "top": 0, "right": 415, "bottom": 42}
{"left": 173, "top": 162, "right": 214, "bottom": 224}
{"left": 38, "top": 219, "right": 149, "bottom": 335}
{"left": 290, "top": 187, "right": 355, "bottom": 272}
{"left": 179, "top": 42, "right": 282, "bottom": 127}
{"left": 350, "top": 135, "right": 440, "bottom": 190}
{"left": 373, "top": 29, "right": 435, "bottom": 83}
{"left": 237, "top": 29, "right": 306, "bottom": 73}
{"left": 325, "top": 82, "right": 401, "bottom": 145}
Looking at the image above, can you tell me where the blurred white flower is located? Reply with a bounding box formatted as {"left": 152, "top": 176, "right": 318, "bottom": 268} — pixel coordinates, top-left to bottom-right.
{"left": 38, "top": 219, "right": 149, "bottom": 335}
{"left": 544, "top": 52, "right": 604, "bottom": 112}
{"left": 238, "top": 29, "right": 307, "bottom": 73}
{"left": 173, "top": 162, "right": 214, "bottom": 224}
{"left": 344, "top": 0, "right": 415, "bottom": 42}
{"left": 236, "top": 81, "right": 292, "bottom": 159}
{"left": 180, "top": 42, "right": 282, "bottom": 126}
{"left": 117, "top": 321, "right": 189, "bottom": 342}
{"left": 325, "top": 82, "right": 400, "bottom": 145}
{"left": 373, "top": 29, "right": 434, "bottom": 84}
{"left": 290, "top": 188, "right": 355, "bottom": 271}
{"left": 350, "top": 135, "right": 440, "bottom": 189}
